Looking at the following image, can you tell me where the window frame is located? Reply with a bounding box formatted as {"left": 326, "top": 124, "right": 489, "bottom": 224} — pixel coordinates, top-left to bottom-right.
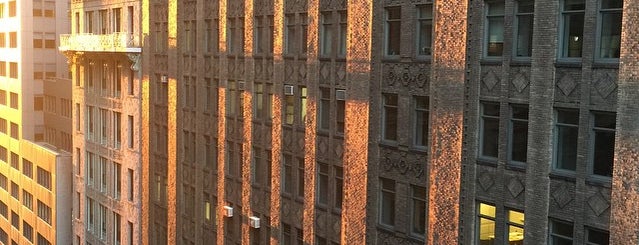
{"left": 479, "top": 102, "right": 500, "bottom": 160}
{"left": 384, "top": 6, "right": 402, "bottom": 57}
{"left": 416, "top": 3, "right": 434, "bottom": 58}
{"left": 595, "top": 0, "right": 623, "bottom": 61}
{"left": 484, "top": 1, "right": 506, "bottom": 58}
{"left": 589, "top": 111, "right": 616, "bottom": 179}
{"left": 552, "top": 108, "right": 579, "bottom": 173}
{"left": 378, "top": 177, "right": 396, "bottom": 228}
{"left": 559, "top": 0, "right": 586, "bottom": 60}
{"left": 508, "top": 104, "right": 529, "bottom": 164}
{"left": 549, "top": 219, "right": 574, "bottom": 245}
{"left": 513, "top": 0, "right": 535, "bottom": 59}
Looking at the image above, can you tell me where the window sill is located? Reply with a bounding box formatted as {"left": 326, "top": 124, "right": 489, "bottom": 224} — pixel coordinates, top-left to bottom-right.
{"left": 480, "top": 58, "right": 503, "bottom": 65}
{"left": 510, "top": 58, "right": 531, "bottom": 66}
{"left": 586, "top": 176, "right": 612, "bottom": 188}
{"left": 506, "top": 162, "right": 526, "bottom": 172}
{"left": 555, "top": 59, "right": 582, "bottom": 68}
{"left": 476, "top": 158, "right": 498, "bottom": 167}
{"left": 379, "top": 140, "right": 399, "bottom": 148}
{"left": 592, "top": 61, "right": 619, "bottom": 69}
{"left": 381, "top": 56, "right": 401, "bottom": 62}
{"left": 549, "top": 171, "right": 576, "bottom": 182}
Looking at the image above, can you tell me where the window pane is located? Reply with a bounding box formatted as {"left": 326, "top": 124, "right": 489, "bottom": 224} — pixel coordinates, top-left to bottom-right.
{"left": 556, "top": 125, "right": 578, "bottom": 170}
{"left": 414, "top": 96, "right": 429, "bottom": 146}
{"left": 563, "top": 13, "right": 584, "bottom": 57}
{"left": 386, "top": 7, "right": 401, "bottom": 55}
{"left": 383, "top": 94, "right": 398, "bottom": 141}
{"left": 599, "top": 12, "right": 622, "bottom": 58}
{"left": 411, "top": 186, "right": 426, "bottom": 235}
{"left": 486, "top": 2, "right": 505, "bottom": 57}
{"left": 587, "top": 229, "right": 609, "bottom": 245}
{"left": 482, "top": 103, "right": 500, "bottom": 158}
{"left": 515, "top": 1, "right": 534, "bottom": 57}
{"left": 479, "top": 217, "right": 495, "bottom": 244}
{"left": 593, "top": 130, "right": 615, "bottom": 176}
{"left": 417, "top": 5, "right": 433, "bottom": 56}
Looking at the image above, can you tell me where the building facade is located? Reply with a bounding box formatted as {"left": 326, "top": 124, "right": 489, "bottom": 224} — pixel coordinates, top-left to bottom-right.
{"left": 0, "top": 0, "right": 73, "bottom": 244}
{"left": 60, "top": 0, "right": 143, "bottom": 244}
{"left": 62, "top": 0, "right": 639, "bottom": 244}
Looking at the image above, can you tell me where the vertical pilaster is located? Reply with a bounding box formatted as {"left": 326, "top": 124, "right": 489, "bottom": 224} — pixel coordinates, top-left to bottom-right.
{"left": 427, "top": 0, "right": 467, "bottom": 243}
{"left": 304, "top": 0, "right": 319, "bottom": 244}
{"left": 216, "top": 0, "right": 229, "bottom": 244}
{"left": 270, "top": 0, "right": 285, "bottom": 243}
{"left": 523, "top": 0, "right": 559, "bottom": 243}
{"left": 340, "top": 0, "right": 372, "bottom": 244}
{"left": 242, "top": 1, "right": 255, "bottom": 244}
{"left": 610, "top": 1, "right": 639, "bottom": 243}
{"left": 167, "top": 0, "right": 179, "bottom": 244}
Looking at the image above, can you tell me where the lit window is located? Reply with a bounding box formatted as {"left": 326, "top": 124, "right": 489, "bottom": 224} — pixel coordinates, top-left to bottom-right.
{"left": 591, "top": 112, "right": 616, "bottom": 177}
{"left": 510, "top": 104, "right": 528, "bottom": 163}
{"left": 299, "top": 86, "right": 307, "bottom": 124}
{"left": 485, "top": 2, "right": 505, "bottom": 57}
{"left": 379, "top": 178, "right": 395, "bottom": 227}
{"left": 385, "top": 7, "right": 401, "bottom": 56}
{"left": 515, "top": 0, "right": 534, "bottom": 57}
{"left": 561, "top": 0, "right": 585, "bottom": 58}
{"left": 480, "top": 102, "right": 500, "bottom": 158}
{"left": 550, "top": 220, "right": 574, "bottom": 244}
{"left": 478, "top": 203, "right": 496, "bottom": 243}
{"left": 554, "top": 109, "right": 579, "bottom": 171}
{"left": 417, "top": 4, "right": 433, "bottom": 56}
{"left": 597, "top": 0, "right": 623, "bottom": 59}
{"left": 382, "top": 93, "right": 398, "bottom": 141}
{"left": 507, "top": 210, "right": 524, "bottom": 243}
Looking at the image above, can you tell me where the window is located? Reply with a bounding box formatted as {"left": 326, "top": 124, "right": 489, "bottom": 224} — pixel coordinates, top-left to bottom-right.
{"left": 0, "top": 201, "right": 5, "bottom": 219}
{"left": 299, "top": 87, "right": 307, "bottom": 124}
{"left": 0, "top": 4, "right": 3, "bottom": 19}
{"left": 414, "top": 96, "right": 429, "bottom": 147}
{"left": 0, "top": 146, "right": 5, "bottom": 163}
{"left": 9, "top": 32, "right": 16, "bottom": 48}
{"left": 23, "top": 190, "right": 33, "bottom": 210}
{"left": 281, "top": 223, "right": 292, "bottom": 245}
{"left": 87, "top": 197, "right": 94, "bottom": 231}
{"left": 128, "top": 115, "right": 134, "bottom": 148}
{"left": 100, "top": 108, "right": 108, "bottom": 144}
{"left": 0, "top": 118, "right": 5, "bottom": 134}
{"left": 114, "top": 162, "right": 121, "bottom": 199}
{"left": 334, "top": 166, "right": 343, "bottom": 209}
{"left": 0, "top": 62, "right": 5, "bottom": 77}
{"left": 510, "top": 105, "right": 528, "bottom": 163}
{"left": 515, "top": 0, "right": 534, "bottom": 57}
{"left": 561, "top": 0, "right": 585, "bottom": 58}
{"left": 10, "top": 211, "right": 18, "bottom": 229}
{"left": 591, "top": 112, "right": 616, "bottom": 177}
{"left": 300, "top": 14, "right": 308, "bottom": 55}
{"left": 481, "top": 102, "right": 500, "bottom": 158}
{"left": 7, "top": 1, "right": 14, "bottom": 17}
{"left": 282, "top": 154, "right": 292, "bottom": 195}
{"left": 485, "top": 2, "right": 505, "bottom": 57}
{"left": 317, "top": 162, "right": 329, "bottom": 205}
{"left": 10, "top": 122, "right": 18, "bottom": 139}
{"left": 297, "top": 158, "right": 304, "bottom": 198}
{"left": 417, "top": 4, "right": 433, "bottom": 56}
{"left": 507, "top": 209, "right": 524, "bottom": 244}
{"left": 586, "top": 228, "right": 609, "bottom": 245}
{"left": 254, "top": 83, "right": 264, "bottom": 118}
{"left": 9, "top": 92, "right": 17, "bottom": 109}
{"left": 113, "top": 8, "right": 122, "bottom": 33}
{"left": 23, "top": 221, "right": 33, "bottom": 242}
{"left": 285, "top": 15, "right": 296, "bottom": 54}
{"left": 550, "top": 220, "right": 573, "bottom": 244}
{"left": 23, "top": 159, "right": 33, "bottom": 178}
{"left": 86, "top": 106, "right": 94, "bottom": 139}
{"left": 10, "top": 152, "right": 18, "bottom": 170}
{"left": 0, "top": 173, "right": 6, "bottom": 190}
{"left": 284, "top": 89, "right": 294, "bottom": 125}
{"left": 38, "top": 200, "right": 51, "bottom": 224}
{"left": 128, "top": 169, "right": 134, "bottom": 201}
{"left": 597, "top": 0, "right": 623, "bottom": 59}
{"left": 37, "top": 167, "right": 51, "bottom": 190}
{"left": 554, "top": 109, "right": 579, "bottom": 171}
{"left": 320, "top": 12, "right": 332, "bottom": 56}
{"left": 9, "top": 62, "right": 17, "bottom": 79}
{"left": 0, "top": 90, "right": 5, "bottom": 105}
{"left": 478, "top": 203, "right": 496, "bottom": 244}
{"left": 100, "top": 204, "right": 107, "bottom": 238}
{"left": 114, "top": 212, "right": 121, "bottom": 245}
{"left": 411, "top": 185, "right": 426, "bottom": 238}
{"left": 34, "top": 96, "right": 44, "bottom": 111}
{"left": 114, "top": 112, "right": 122, "bottom": 148}
{"left": 385, "top": 7, "right": 401, "bottom": 56}
{"left": 382, "top": 93, "right": 398, "bottom": 141}
{"left": 319, "top": 88, "right": 331, "bottom": 130}
{"left": 379, "top": 178, "right": 395, "bottom": 227}
{"left": 10, "top": 181, "right": 18, "bottom": 200}
{"left": 37, "top": 234, "right": 51, "bottom": 245}
{"left": 336, "top": 90, "right": 345, "bottom": 134}
{"left": 338, "top": 11, "right": 347, "bottom": 56}
{"left": 100, "top": 156, "right": 108, "bottom": 192}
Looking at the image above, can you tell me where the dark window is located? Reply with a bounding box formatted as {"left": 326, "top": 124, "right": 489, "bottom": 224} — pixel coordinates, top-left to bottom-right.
{"left": 592, "top": 112, "right": 616, "bottom": 177}
{"left": 515, "top": 0, "right": 534, "bottom": 57}
{"left": 379, "top": 178, "right": 395, "bottom": 227}
{"left": 414, "top": 96, "right": 429, "bottom": 147}
{"left": 383, "top": 93, "right": 398, "bottom": 141}
{"left": 550, "top": 220, "right": 574, "bottom": 244}
{"left": 481, "top": 102, "right": 500, "bottom": 158}
{"left": 510, "top": 105, "right": 529, "bottom": 162}
{"left": 598, "top": 0, "right": 623, "bottom": 58}
{"left": 554, "top": 109, "right": 579, "bottom": 171}
{"left": 586, "top": 228, "right": 609, "bottom": 245}
{"left": 385, "top": 7, "right": 401, "bottom": 56}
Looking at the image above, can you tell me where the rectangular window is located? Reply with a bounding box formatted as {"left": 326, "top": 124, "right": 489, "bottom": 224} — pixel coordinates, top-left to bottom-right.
{"left": 9, "top": 62, "right": 17, "bottom": 78}
{"left": 114, "top": 112, "right": 122, "bottom": 148}
{"left": 379, "top": 178, "right": 396, "bottom": 227}
{"left": 9, "top": 32, "right": 16, "bottom": 48}
{"left": 100, "top": 108, "right": 108, "bottom": 144}
{"left": 417, "top": 4, "right": 433, "bottom": 56}
{"left": 10, "top": 122, "right": 18, "bottom": 139}
{"left": 0, "top": 201, "right": 5, "bottom": 219}
{"left": 10, "top": 152, "right": 18, "bottom": 170}
{"left": 486, "top": 2, "right": 505, "bottom": 57}
{"left": 317, "top": 162, "right": 329, "bottom": 205}
{"left": 478, "top": 203, "right": 496, "bottom": 244}
{"left": 510, "top": 105, "right": 529, "bottom": 163}
{"left": 0, "top": 147, "right": 5, "bottom": 162}
{"left": 22, "top": 221, "right": 32, "bottom": 242}
{"left": 592, "top": 112, "right": 616, "bottom": 177}
{"left": 100, "top": 157, "right": 107, "bottom": 192}
{"left": 284, "top": 91, "right": 294, "bottom": 125}
{"left": 561, "top": 0, "right": 585, "bottom": 58}
{"left": 87, "top": 197, "right": 94, "bottom": 230}
{"left": 385, "top": 7, "right": 401, "bottom": 56}
{"left": 10, "top": 181, "right": 18, "bottom": 200}
{"left": 0, "top": 62, "right": 5, "bottom": 77}
{"left": 338, "top": 11, "right": 347, "bottom": 56}
{"left": 128, "top": 115, "right": 134, "bottom": 148}
{"left": 598, "top": 0, "right": 623, "bottom": 59}
{"left": 9, "top": 92, "right": 17, "bottom": 109}
{"left": 128, "top": 169, "right": 134, "bottom": 201}
{"left": 8, "top": 1, "right": 15, "bottom": 17}
{"left": 382, "top": 93, "right": 398, "bottom": 141}
{"left": 515, "top": 0, "right": 534, "bottom": 57}
{"left": 336, "top": 90, "right": 345, "bottom": 134}
{"left": 282, "top": 154, "right": 292, "bottom": 195}
{"left": 507, "top": 210, "right": 525, "bottom": 243}
{"left": 37, "top": 234, "right": 51, "bottom": 245}
{"left": 37, "top": 200, "right": 51, "bottom": 224}
{"left": 414, "top": 96, "right": 429, "bottom": 147}
{"left": 285, "top": 15, "right": 296, "bottom": 54}
{"left": 481, "top": 102, "right": 500, "bottom": 158}
{"left": 297, "top": 158, "right": 304, "bottom": 198}
{"left": 114, "top": 162, "right": 121, "bottom": 199}
{"left": 406, "top": 186, "right": 424, "bottom": 239}
{"left": 319, "top": 88, "right": 331, "bottom": 130}
{"left": 334, "top": 166, "right": 343, "bottom": 209}
{"left": 586, "top": 228, "right": 609, "bottom": 245}
{"left": 114, "top": 212, "right": 121, "bottom": 245}
{"left": 299, "top": 86, "right": 307, "bottom": 124}
{"left": 0, "top": 118, "right": 5, "bottom": 134}
{"left": 22, "top": 159, "right": 33, "bottom": 178}
{"left": 281, "top": 223, "right": 291, "bottom": 245}
{"left": 23, "top": 190, "right": 32, "bottom": 210}
{"left": 550, "top": 220, "right": 574, "bottom": 244}
{"left": 37, "top": 167, "right": 51, "bottom": 190}
{"left": 11, "top": 212, "right": 18, "bottom": 229}
{"left": 554, "top": 109, "right": 579, "bottom": 171}
{"left": 320, "top": 12, "right": 332, "bottom": 56}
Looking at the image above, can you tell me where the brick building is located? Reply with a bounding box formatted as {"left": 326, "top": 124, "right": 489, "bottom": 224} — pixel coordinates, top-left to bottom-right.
{"left": 63, "top": 0, "right": 639, "bottom": 244}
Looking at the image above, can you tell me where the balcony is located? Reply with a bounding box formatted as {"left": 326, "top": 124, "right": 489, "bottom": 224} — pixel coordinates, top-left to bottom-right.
{"left": 59, "top": 32, "right": 141, "bottom": 53}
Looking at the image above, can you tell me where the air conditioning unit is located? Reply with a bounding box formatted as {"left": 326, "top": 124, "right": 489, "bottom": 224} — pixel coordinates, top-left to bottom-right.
{"left": 238, "top": 81, "right": 246, "bottom": 91}
{"left": 284, "top": 85, "right": 294, "bottom": 95}
{"left": 223, "top": 206, "right": 233, "bottom": 217}
{"left": 249, "top": 216, "right": 260, "bottom": 228}
{"left": 336, "top": 89, "right": 346, "bottom": 101}
{"left": 161, "top": 75, "right": 168, "bottom": 83}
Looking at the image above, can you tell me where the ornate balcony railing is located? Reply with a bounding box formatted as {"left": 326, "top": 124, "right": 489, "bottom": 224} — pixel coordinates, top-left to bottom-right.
{"left": 59, "top": 32, "right": 141, "bottom": 53}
